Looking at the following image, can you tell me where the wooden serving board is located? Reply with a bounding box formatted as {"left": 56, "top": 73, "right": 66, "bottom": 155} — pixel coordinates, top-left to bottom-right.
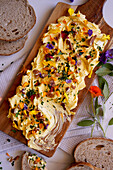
{"left": 0, "top": 0, "right": 113, "bottom": 157}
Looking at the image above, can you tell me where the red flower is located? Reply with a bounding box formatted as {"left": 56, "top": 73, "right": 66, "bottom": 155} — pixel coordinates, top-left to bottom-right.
{"left": 30, "top": 94, "right": 36, "bottom": 101}
{"left": 89, "top": 86, "right": 103, "bottom": 98}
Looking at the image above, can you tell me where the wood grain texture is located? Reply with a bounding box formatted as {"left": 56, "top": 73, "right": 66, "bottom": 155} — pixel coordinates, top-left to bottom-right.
{"left": 0, "top": 0, "right": 113, "bottom": 157}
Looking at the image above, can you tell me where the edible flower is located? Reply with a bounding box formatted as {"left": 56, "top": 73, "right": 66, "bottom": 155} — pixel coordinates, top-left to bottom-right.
{"left": 30, "top": 94, "right": 36, "bottom": 101}
{"left": 64, "top": 93, "right": 68, "bottom": 100}
{"left": 29, "top": 110, "right": 38, "bottom": 115}
{"left": 88, "top": 68, "right": 93, "bottom": 78}
{"left": 89, "top": 86, "right": 103, "bottom": 98}
{"left": 61, "top": 31, "right": 69, "bottom": 40}
{"left": 88, "top": 29, "right": 93, "bottom": 36}
{"left": 19, "top": 102, "right": 24, "bottom": 109}
{"left": 99, "top": 49, "right": 113, "bottom": 64}
{"left": 68, "top": 8, "right": 74, "bottom": 16}
{"left": 66, "top": 79, "right": 72, "bottom": 83}
{"left": 44, "top": 124, "right": 49, "bottom": 129}
{"left": 24, "top": 103, "right": 28, "bottom": 110}
{"left": 22, "top": 82, "right": 29, "bottom": 88}
{"left": 36, "top": 157, "right": 40, "bottom": 162}
{"left": 46, "top": 43, "right": 54, "bottom": 49}
{"left": 102, "top": 34, "right": 110, "bottom": 40}
{"left": 12, "top": 122, "right": 19, "bottom": 130}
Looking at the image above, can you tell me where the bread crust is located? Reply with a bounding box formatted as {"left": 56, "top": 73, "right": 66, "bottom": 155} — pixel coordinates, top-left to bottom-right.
{"left": 21, "top": 152, "right": 47, "bottom": 170}
{"left": 74, "top": 137, "right": 113, "bottom": 169}
{"left": 0, "top": 36, "right": 27, "bottom": 56}
{"left": 67, "top": 162, "right": 101, "bottom": 170}
{"left": 0, "top": 2, "right": 36, "bottom": 41}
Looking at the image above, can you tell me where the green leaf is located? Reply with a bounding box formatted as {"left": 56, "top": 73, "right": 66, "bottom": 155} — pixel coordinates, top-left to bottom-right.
{"left": 103, "top": 82, "right": 109, "bottom": 100}
{"left": 98, "top": 76, "right": 108, "bottom": 90}
{"left": 103, "top": 63, "right": 113, "bottom": 70}
{"left": 96, "top": 67, "right": 112, "bottom": 76}
{"left": 77, "top": 119, "right": 94, "bottom": 126}
{"left": 95, "top": 97, "right": 98, "bottom": 111}
{"left": 108, "top": 118, "right": 113, "bottom": 125}
{"left": 109, "top": 72, "right": 113, "bottom": 76}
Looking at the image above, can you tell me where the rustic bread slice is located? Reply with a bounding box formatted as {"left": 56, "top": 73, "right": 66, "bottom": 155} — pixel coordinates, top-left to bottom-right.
{"left": 0, "top": 0, "right": 36, "bottom": 41}
{"left": 67, "top": 162, "right": 100, "bottom": 170}
{"left": 21, "top": 152, "right": 47, "bottom": 170}
{"left": 74, "top": 138, "right": 113, "bottom": 169}
{"left": 21, "top": 152, "right": 31, "bottom": 170}
{"left": 0, "top": 36, "right": 27, "bottom": 56}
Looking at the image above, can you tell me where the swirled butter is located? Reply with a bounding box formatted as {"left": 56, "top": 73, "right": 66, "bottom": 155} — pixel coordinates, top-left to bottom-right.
{"left": 8, "top": 10, "right": 109, "bottom": 152}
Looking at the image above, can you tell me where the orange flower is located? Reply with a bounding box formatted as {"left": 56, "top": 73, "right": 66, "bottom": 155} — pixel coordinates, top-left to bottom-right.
{"left": 89, "top": 86, "right": 103, "bottom": 98}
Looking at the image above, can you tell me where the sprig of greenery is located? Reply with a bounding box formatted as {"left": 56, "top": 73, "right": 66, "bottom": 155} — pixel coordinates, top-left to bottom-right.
{"left": 77, "top": 56, "right": 113, "bottom": 137}
{"left": 77, "top": 96, "right": 106, "bottom": 137}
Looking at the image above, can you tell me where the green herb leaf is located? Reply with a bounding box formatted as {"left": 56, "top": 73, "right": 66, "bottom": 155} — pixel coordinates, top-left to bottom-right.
{"left": 108, "top": 118, "right": 113, "bottom": 125}
{"left": 96, "top": 67, "right": 112, "bottom": 76}
{"left": 109, "top": 72, "right": 113, "bottom": 76}
{"left": 12, "top": 129, "right": 16, "bottom": 133}
{"left": 77, "top": 119, "right": 94, "bottom": 126}
{"left": 103, "top": 82, "right": 109, "bottom": 101}
{"left": 102, "top": 63, "right": 113, "bottom": 70}
{"left": 98, "top": 76, "right": 108, "bottom": 90}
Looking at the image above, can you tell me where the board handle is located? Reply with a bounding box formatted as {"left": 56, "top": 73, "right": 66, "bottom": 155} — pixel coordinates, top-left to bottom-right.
{"left": 76, "top": 0, "right": 107, "bottom": 24}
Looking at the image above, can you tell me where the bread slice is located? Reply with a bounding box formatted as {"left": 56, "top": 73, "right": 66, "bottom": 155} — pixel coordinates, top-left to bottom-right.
{"left": 21, "top": 152, "right": 47, "bottom": 170}
{"left": 0, "top": 0, "right": 36, "bottom": 41}
{"left": 74, "top": 138, "right": 113, "bottom": 169}
{"left": 67, "top": 162, "right": 100, "bottom": 170}
{"left": 0, "top": 36, "right": 27, "bottom": 56}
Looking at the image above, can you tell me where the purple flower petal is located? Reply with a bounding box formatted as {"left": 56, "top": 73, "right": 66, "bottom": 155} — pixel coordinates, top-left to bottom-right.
{"left": 46, "top": 43, "right": 54, "bottom": 49}
{"left": 88, "top": 29, "right": 93, "bottom": 36}
{"left": 99, "top": 53, "right": 108, "bottom": 64}
{"left": 24, "top": 103, "right": 28, "bottom": 110}
{"left": 66, "top": 79, "right": 72, "bottom": 83}
{"left": 39, "top": 72, "right": 43, "bottom": 78}
{"left": 45, "top": 124, "right": 49, "bottom": 129}
{"left": 105, "top": 49, "right": 113, "bottom": 59}
{"left": 99, "top": 48, "right": 113, "bottom": 64}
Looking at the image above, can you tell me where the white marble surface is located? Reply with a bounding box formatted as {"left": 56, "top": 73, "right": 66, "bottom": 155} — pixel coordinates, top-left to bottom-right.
{"left": 0, "top": 0, "right": 113, "bottom": 170}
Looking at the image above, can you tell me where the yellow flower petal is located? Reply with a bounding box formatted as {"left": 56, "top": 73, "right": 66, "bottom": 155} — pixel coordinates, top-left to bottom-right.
{"left": 64, "top": 92, "right": 68, "bottom": 101}
{"left": 88, "top": 68, "right": 93, "bottom": 78}
{"left": 12, "top": 122, "right": 19, "bottom": 130}
{"left": 29, "top": 110, "right": 38, "bottom": 115}
{"left": 68, "top": 8, "right": 74, "bottom": 16}
{"left": 103, "top": 34, "right": 110, "bottom": 40}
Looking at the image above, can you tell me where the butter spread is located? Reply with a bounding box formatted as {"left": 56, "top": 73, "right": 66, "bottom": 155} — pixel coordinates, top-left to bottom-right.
{"left": 8, "top": 11, "right": 109, "bottom": 152}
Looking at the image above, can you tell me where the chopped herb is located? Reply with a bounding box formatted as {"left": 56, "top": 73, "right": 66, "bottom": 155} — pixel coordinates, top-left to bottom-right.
{"left": 48, "top": 72, "right": 51, "bottom": 77}
{"left": 45, "top": 118, "right": 48, "bottom": 121}
{"left": 77, "top": 26, "right": 80, "bottom": 29}
{"left": 81, "top": 38, "right": 85, "bottom": 42}
{"left": 11, "top": 161, "right": 14, "bottom": 166}
{"left": 41, "top": 101, "right": 44, "bottom": 105}
{"left": 77, "top": 91, "right": 80, "bottom": 95}
{"left": 39, "top": 131, "right": 41, "bottom": 134}
{"left": 58, "top": 51, "right": 63, "bottom": 55}
{"left": 90, "top": 64, "right": 94, "bottom": 66}
{"left": 26, "top": 89, "right": 36, "bottom": 98}
{"left": 52, "top": 41, "right": 55, "bottom": 45}
{"left": 15, "top": 112, "right": 19, "bottom": 117}
{"left": 30, "top": 125, "right": 34, "bottom": 129}
{"left": 12, "top": 129, "right": 16, "bottom": 133}
{"left": 97, "top": 46, "right": 102, "bottom": 51}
